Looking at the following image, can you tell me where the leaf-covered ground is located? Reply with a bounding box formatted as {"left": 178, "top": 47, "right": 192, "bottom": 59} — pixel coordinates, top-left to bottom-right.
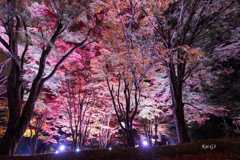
{"left": 0, "top": 139, "right": 240, "bottom": 160}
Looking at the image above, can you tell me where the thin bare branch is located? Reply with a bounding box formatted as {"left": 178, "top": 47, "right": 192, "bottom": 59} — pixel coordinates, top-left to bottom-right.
{"left": 58, "top": 6, "right": 88, "bottom": 36}
{"left": 184, "top": 103, "right": 203, "bottom": 111}
{"left": 183, "top": 48, "right": 240, "bottom": 82}
{"left": 194, "top": 0, "right": 238, "bottom": 42}
{"left": 188, "top": 0, "right": 211, "bottom": 45}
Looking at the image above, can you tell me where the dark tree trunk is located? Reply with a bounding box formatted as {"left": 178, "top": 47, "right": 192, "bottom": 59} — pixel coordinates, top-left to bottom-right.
{"left": 28, "top": 136, "right": 38, "bottom": 155}
{"left": 126, "top": 132, "right": 135, "bottom": 147}
{"left": 72, "top": 134, "right": 77, "bottom": 151}
{"left": 0, "top": 62, "right": 31, "bottom": 155}
{"left": 106, "top": 76, "right": 139, "bottom": 148}
{"left": 172, "top": 101, "right": 190, "bottom": 144}
{"left": 32, "top": 138, "right": 38, "bottom": 155}
{"left": 0, "top": 76, "right": 35, "bottom": 155}
{"left": 154, "top": 123, "right": 158, "bottom": 146}
{"left": 168, "top": 65, "right": 190, "bottom": 144}
{"left": 29, "top": 131, "right": 39, "bottom": 155}
{"left": 0, "top": 127, "right": 25, "bottom": 155}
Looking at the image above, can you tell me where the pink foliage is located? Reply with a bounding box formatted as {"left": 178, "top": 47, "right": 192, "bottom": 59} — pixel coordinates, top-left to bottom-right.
{"left": 55, "top": 38, "right": 74, "bottom": 54}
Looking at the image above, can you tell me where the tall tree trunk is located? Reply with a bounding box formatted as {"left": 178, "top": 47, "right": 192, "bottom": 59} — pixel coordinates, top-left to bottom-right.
{"left": 172, "top": 101, "right": 190, "bottom": 144}
{"left": 0, "top": 127, "right": 25, "bottom": 155}
{"left": 29, "top": 136, "right": 38, "bottom": 155}
{"left": 106, "top": 76, "right": 138, "bottom": 148}
{"left": 168, "top": 66, "right": 190, "bottom": 144}
{"left": 126, "top": 131, "right": 135, "bottom": 147}
{"left": 0, "top": 63, "right": 30, "bottom": 155}
{"left": 154, "top": 123, "right": 158, "bottom": 146}
{"left": 32, "top": 138, "right": 37, "bottom": 155}
{"left": 29, "top": 133, "right": 38, "bottom": 155}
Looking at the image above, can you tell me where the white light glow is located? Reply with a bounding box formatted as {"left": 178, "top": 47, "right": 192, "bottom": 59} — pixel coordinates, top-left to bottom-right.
{"left": 59, "top": 145, "right": 65, "bottom": 151}
{"left": 143, "top": 140, "right": 148, "bottom": 146}
{"left": 109, "top": 147, "right": 112, "bottom": 150}
{"left": 55, "top": 151, "right": 59, "bottom": 154}
{"left": 76, "top": 148, "right": 80, "bottom": 152}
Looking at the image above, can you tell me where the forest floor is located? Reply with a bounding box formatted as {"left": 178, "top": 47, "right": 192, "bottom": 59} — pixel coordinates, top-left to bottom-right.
{"left": 0, "top": 139, "right": 240, "bottom": 160}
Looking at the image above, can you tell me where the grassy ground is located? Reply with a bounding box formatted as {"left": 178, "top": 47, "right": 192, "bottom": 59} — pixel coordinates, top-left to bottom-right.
{"left": 0, "top": 139, "right": 240, "bottom": 160}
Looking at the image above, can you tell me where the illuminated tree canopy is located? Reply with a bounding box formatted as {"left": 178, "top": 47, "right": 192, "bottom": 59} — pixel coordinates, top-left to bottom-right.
{"left": 0, "top": 0, "right": 239, "bottom": 156}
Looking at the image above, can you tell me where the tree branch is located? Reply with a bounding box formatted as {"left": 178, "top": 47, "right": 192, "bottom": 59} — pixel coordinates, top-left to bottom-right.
{"left": 21, "top": 22, "right": 29, "bottom": 69}
{"left": 58, "top": 5, "right": 88, "bottom": 36}
{"left": 187, "top": 0, "right": 211, "bottom": 45}
{"left": 0, "top": 36, "right": 9, "bottom": 51}
{"left": 194, "top": 0, "right": 238, "bottom": 42}
{"left": 183, "top": 48, "right": 239, "bottom": 82}
{"left": 43, "top": 29, "right": 91, "bottom": 82}
{"left": 184, "top": 103, "right": 203, "bottom": 111}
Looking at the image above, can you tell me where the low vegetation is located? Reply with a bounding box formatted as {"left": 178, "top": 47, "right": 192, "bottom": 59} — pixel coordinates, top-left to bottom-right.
{"left": 0, "top": 139, "right": 239, "bottom": 160}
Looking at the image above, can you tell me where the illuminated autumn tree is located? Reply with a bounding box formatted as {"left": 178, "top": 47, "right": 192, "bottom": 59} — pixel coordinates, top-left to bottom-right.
{"left": 0, "top": 0, "right": 94, "bottom": 155}
{"left": 25, "top": 94, "right": 59, "bottom": 155}
{"left": 92, "top": 0, "right": 240, "bottom": 145}
{"left": 95, "top": 106, "right": 119, "bottom": 149}
{"left": 52, "top": 59, "right": 102, "bottom": 150}
{"left": 90, "top": 0, "right": 164, "bottom": 147}
{"left": 139, "top": 106, "right": 163, "bottom": 146}
{"left": 24, "top": 112, "right": 44, "bottom": 155}
{"left": 138, "top": 71, "right": 172, "bottom": 146}
{"left": 134, "top": 0, "right": 240, "bottom": 144}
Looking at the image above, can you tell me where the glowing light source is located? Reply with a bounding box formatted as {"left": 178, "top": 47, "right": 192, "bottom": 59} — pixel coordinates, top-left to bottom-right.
{"left": 109, "top": 147, "right": 112, "bottom": 150}
{"left": 59, "top": 145, "right": 65, "bottom": 151}
{"left": 55, "top": 151, "right": 59, "bottom": 154}
{"left": 76, "top": 148, "right": 80, "bottom": 152}
{"left": 143, "top": 140, "right": 149, "bottom": 146}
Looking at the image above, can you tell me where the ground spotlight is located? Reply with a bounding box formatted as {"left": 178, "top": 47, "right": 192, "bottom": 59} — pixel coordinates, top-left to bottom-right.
{"left": 143, "top": 140, "right": 149, "bottom": 146}
{"left": 59, "top": 145, "right": 65, "bottom": 151}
